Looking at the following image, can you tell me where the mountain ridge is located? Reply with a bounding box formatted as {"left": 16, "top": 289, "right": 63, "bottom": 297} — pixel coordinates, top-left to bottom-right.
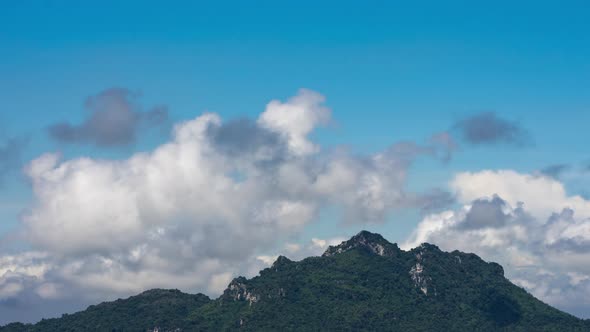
{"left": 2, "top": 231, "right": 588, "bottom": 331}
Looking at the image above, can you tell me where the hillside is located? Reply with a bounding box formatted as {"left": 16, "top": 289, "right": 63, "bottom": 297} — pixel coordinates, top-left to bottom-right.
{"left": 2, "top": 231, "right": 588, "bottom": 331}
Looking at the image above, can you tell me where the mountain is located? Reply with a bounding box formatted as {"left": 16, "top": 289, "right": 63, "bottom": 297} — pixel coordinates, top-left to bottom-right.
{"left": 2, "top": 231, "right": 588, "bottom": 331}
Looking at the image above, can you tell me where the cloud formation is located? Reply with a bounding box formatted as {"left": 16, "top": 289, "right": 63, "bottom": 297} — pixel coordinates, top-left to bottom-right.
{"left": 1, "top": 89, "right": 452, "bottom": 324}
{"left": 48, "top": 88, "right": 168, "bottom": 147}
{"left": 453, "top": 112, "right": 530, "bottom": 146}
{"left": 257, "top": 89, "right": 331, "bottom": 156}
{"left": 404, "top": 170, "right": 590, "bottom": 318}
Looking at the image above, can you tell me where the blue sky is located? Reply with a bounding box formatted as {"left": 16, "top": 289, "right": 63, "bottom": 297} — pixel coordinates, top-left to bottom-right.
{"left": 1, "top": 0, "right": 590, "bottom": 323}
{"left": 2, "top": 1, "right": 589, "bottom": 235}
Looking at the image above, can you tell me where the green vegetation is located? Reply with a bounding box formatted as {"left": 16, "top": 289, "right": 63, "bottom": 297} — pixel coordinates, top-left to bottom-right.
{"left": 1, "top": 289, "right": 210, "bottom": 332}
{"left": 2, "top": 231, "right": 588, "bottom": 331}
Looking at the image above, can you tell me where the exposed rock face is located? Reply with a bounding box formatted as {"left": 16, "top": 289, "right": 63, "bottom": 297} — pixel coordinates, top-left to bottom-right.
{"left": 409, "top": 262, "right": 428, "bottom": 295}
{"left": 322, "top": 230, "right": 401, "bottom": 257}
{"left": 224, "top": 277, "right": 260, "bottom": 305}
{"left": 409, "top": 249, "right": 432, "bottom": 295}
{"left": 407, "top": 243, "right": 442, "bottom": 296}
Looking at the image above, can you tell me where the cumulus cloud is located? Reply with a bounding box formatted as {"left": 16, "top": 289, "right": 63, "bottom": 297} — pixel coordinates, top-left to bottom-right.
{"left": 404, "top": 170, "right": 590, "bottom": 318}
{"left": 453, "top": 112, "right": 530, "bottom": 146}
{"left": 0, "top": 252, "right": 50, "bottom": 300}
{"left": 412, "top": 188, "right": 456, "bottom": 214}
{"left": 450, "top": 169, "right": 590, "bottom": 221}
{"left": 206, "top": 117, "right": 286, "bottom": 161}
{"left": 0, "top": 89, "right": 452, "bottom": 324}
{"left": 48, "top": 88, "right": 168, "bottom": 147}
{"left": 258, "top": 89, "right": 330, "bottom": 156}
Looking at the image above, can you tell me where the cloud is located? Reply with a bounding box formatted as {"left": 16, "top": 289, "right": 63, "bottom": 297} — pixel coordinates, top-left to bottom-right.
{"left": 403, "top": 170, "right": 590, "bottom": 318}
{"left": 459, "top": 195, "right": 510, "bottom": 230}
{"left": 257, "top": 89, "right": 331, "bottom": 156}
{"left": 411, "top": 188, "right": 456, "bottom": 214}
{"left": 450, "top": 169, "right": 590, "bottom": 221}
{"left": 206, "top": 117, "right": 288, "bottom": 169}
{"left": 1, "top": 89, "right": 452, "bottom": 324}
{"left": 453, "top": 112, "right": 530, "bottom": 146}
{"left": 48, "top": 88, "right": 168, "bottom": 147}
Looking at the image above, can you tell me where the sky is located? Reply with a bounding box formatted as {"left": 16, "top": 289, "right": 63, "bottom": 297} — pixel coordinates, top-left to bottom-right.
{"left": 1, "top": 0, "right": 590, "bottom": 323}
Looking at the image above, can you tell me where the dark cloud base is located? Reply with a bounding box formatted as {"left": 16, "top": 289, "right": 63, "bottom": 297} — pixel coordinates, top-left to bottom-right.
{"left": 48, "top": 88, "right": 168, "bottom": 147}
{"left": 452, "top": 111, "right": 531, "bottom": 146}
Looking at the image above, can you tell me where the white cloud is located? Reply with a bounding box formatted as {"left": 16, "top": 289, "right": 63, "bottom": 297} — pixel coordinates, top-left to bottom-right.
{"left": 0, "top": 252, "right": 49, "bottom": 279}
{"left": 405, "top": 170, "right": 590, "bottom": 316}
{"left": 0, "top": 252, "right": 52, "bottom": 301}
{"left": 258, "top": 88, "right": 330, "bottom": 156}
{"left": 451, "top": 170, "right": 590, "bottom": 220}
{"left": 1, "top": 89, "right": 451, "bottom": 324}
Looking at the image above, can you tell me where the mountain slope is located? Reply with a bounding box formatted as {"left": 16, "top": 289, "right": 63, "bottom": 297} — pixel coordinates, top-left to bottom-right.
{"left": 2, "top": 231, "right": 588, "bottom": 331}
{"left": 1, "top": 289, "right": 210, "bottom": 332}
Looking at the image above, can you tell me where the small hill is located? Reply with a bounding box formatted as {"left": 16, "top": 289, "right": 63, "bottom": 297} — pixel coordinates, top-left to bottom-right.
{"left": 1, "top": 289, "right": 210, "bottom": 332}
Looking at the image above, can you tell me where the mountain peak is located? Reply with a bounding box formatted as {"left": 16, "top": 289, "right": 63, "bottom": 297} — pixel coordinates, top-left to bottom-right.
{"left": 413, "top": 242, "right": 441, "bottom": 253}
{"left": 272, "top": 255, "right": 292, "bottom": 269}
{"left": 3, "top": 231, "right": 588, "bottom": 331}
{"left": 322, "top": 230, "right": 400, "bottom": 257}
{"left": 353, "top": 230, "right": 386, "bottom": 241}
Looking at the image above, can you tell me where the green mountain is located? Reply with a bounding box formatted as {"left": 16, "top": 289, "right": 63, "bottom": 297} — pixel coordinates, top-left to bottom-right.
{"left": 2, "top": 231, "right": 588, "bottom": 331}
